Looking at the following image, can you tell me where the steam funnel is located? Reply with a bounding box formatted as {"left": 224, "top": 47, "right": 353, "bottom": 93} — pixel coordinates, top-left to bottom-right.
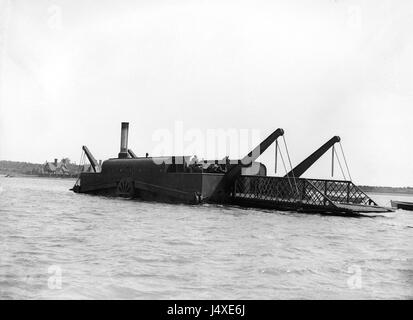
{"left": 118, "top": 122, "right": 129, "bottom": 158}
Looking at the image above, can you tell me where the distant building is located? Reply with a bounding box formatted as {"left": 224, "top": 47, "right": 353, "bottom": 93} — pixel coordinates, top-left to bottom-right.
{"left": 43, "top": 161, "right": 57, "bottom": 174}
{"left": 42, "top": 158, "right": 71, "bottom": 176}
{"left": 56, "top": 162, "right": 70, "bottom": 175}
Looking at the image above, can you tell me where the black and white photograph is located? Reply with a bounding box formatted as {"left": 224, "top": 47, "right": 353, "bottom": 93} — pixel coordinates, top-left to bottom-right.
{"left": 0, "top": 0, "right": 412, "bottom": 305}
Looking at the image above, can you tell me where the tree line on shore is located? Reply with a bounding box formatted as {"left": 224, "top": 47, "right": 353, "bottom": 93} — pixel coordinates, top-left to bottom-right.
{"left": 0, "top": 159, "right": 81, "bottom": 177}
{"left": 358, "top": 185, "right": 413, "bottom": 195}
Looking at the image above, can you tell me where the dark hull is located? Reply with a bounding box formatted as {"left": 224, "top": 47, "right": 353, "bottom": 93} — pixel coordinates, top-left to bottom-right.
{"left": 73, "top": 168, "right": 393, "bottom": 216}
{"left": 391, "top": 200, "right": 413, "bottom": 211}
{"left": 74, "top": 170, "right": 225, "bottom": 204}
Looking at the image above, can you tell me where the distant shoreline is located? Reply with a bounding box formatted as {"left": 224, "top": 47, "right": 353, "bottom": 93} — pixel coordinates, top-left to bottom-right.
{"left": 359, "top": 186, "right": 413, "bottom": 195}
{"left": 0, "top": 159, "right": 80, "bottom": 178}
{"left": 1, "top": 173, "right": 77, "bottom": 180}
{"left": 365, "top": 190, "right": 413, "bottom": 196}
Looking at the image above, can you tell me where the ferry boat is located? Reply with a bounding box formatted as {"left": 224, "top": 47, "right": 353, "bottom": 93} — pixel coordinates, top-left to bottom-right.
{"left": 72, "top": 122, "right": 393, "bottom": 217}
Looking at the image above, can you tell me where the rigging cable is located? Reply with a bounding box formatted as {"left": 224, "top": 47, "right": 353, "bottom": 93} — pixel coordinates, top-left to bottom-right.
{"left": 277, "top": 142, "right": 294, "bottom": 192}
{"left": 282, "top": 135, "right": 300, "bottom": 197}
{"left": 274, "top": 139, "right": 278, "bottom": 174}
{"left": 339, "top": 141, "right": 352, "bottom": 181}
{"left": 80, "top": 151, "right": 86, "bottom": 172}
{"left": 77, "top": 149, "right": 84, "bottom": 173}
{"left": 75, "top": 149, "right": 85, "bottom": 186}
{"left": 333, "top": 145, "right": 347, "bottom": 180}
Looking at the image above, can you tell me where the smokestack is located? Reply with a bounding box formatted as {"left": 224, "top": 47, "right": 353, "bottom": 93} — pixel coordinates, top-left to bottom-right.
{"left": 118, "top": 122, "right": 129, "bottom": 158}
{"left": 54, "top": 158, "right": 58, "bottom": 167}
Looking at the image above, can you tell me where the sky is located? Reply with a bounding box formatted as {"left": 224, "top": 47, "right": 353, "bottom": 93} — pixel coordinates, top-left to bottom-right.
{"left": 0, "top": 0, "right": 412, "bottom": 187}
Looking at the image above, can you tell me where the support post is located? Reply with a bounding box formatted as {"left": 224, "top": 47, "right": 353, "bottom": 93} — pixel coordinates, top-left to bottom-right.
{"left": 275, "top": 140, "right": 278, "bottom": 174}
{"left": 302, "top": 180, "right": 306, "bottom": 201}
{"left": 347, "top": 181, "right": 350, "bottom": 203}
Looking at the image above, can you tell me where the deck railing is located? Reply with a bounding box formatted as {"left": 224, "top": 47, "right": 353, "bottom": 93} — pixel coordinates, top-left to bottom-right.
{"left": 306, "top": 178, "right": 377, "bottom": 206}
{"left": 233, "top": 176, "right": 336, "bottom": 208}
{"left": 233, "top": 176, "right": 376, "bottom": 207}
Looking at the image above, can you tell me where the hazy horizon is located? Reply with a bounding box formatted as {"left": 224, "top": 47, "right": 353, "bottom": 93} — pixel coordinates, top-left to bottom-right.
{"left": 1, "top": 0, "right": 412, "bottom": 187}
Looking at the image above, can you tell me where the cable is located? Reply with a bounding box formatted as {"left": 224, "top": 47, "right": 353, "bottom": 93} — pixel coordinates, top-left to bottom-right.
{"left": 75, "top": 150, "right": 85, "bottom": 184}
{"left": 277, "top": 142, "right": 294, "bottom": 192}
{"left": 77, "top": 150, "right": 83, "bottom": 172}
{"left": 339, "top": 142, "right": 352, "bottom": 181}
{"left": 275, "top": 139, "right": 278, "bottom": 174}
{"left": 79, "top": 150, "right": 86, "bottom": 172}
{"left": 333, "top": 146, "right": 347, "bottom": 180}
{"left": 282, "top": 135, "right": 300, "bottom": 196}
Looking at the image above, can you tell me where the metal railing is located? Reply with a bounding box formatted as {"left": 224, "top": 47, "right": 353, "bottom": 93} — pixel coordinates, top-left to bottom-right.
{"left": 233, "top": 176, "right": 336, "bottom": 208}
{"left": 233, "top": 176, "right": 376, "bottom": 207}
{"left": 306, "top": 178, "right": 377, "bottom": 206}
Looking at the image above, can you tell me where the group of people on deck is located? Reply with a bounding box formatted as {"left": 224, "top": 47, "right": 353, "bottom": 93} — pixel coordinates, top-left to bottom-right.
{"left": 187, "top": 155, "right": 231, "bottom": 173}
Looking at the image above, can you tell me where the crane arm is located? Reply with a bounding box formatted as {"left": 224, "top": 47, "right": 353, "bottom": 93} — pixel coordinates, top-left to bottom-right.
{"left": 223, "top": 128, "right": 284, "bottom": 185}
{"left": 82, "top": 145, "right": 99, "bottom": 173}
{"left": 128, "top": 149, "right": 138, "bottom": 159}
{"left": 285, "top": 136, "right": 340, "bottom": 178}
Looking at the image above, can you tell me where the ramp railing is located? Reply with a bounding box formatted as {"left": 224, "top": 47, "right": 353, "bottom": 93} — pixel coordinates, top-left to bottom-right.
{"left": 306, "top": 178, "right": 377, "bottom": 206}
{"left": 233, "top": 176, "right": 377, "bottom": 208}
{"left": 233, "top": 176, "right": 337, "bottom": 208}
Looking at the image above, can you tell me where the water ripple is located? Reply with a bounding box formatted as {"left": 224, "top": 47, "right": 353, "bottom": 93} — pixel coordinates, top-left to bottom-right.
{"left": 0, "top": 176, "right": 412, "bottom": 299}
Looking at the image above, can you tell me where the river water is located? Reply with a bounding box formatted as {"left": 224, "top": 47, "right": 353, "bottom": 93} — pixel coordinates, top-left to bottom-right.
{"left": 0, "top": 176, "right": 412, "bottom": 299}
